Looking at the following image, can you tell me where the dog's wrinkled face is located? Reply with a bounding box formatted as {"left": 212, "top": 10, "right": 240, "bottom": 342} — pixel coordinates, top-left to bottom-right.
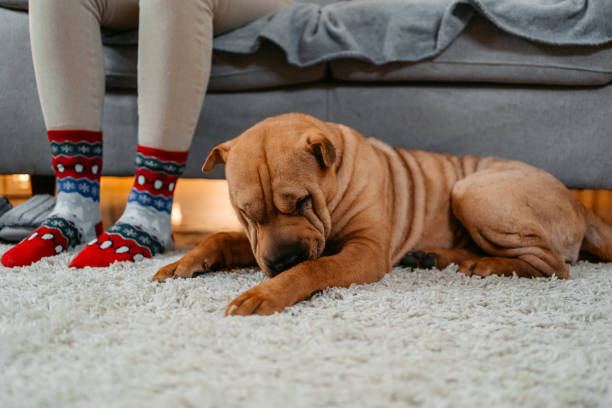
{"left": 202, "top": 114, "right": 340, "bottom": 277}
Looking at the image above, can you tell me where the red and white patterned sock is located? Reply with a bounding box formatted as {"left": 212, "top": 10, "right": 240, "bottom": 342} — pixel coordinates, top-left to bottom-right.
{"left": 69, "top": 145, "right": 187, "bottom": 268}
{"left": 1, "top": 130, "right": 103, "bottom": 268}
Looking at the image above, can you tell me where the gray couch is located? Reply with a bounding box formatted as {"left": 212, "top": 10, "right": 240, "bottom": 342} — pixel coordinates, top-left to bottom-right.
{"left": 1, "top": 0, "right": 612, "bottom": 188}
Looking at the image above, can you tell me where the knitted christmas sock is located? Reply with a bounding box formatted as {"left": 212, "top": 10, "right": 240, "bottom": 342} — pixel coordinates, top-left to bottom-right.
{"left": 1, "top": 130, "right": 103, "bottom": 267}
{"left": 69, "top": 145, "right": 187, "bottom": 268}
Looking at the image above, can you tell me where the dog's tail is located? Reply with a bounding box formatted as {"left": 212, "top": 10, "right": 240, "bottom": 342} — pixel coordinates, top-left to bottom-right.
{"left": 581, "top": 207, "right": 612, "bottom": 261}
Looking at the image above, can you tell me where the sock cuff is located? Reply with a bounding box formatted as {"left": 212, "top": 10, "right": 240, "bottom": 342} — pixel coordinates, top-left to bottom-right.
{"left": 137, "top": 145, "right": 188, "bottom": 163}
{"left": 49, "top": 130, "right": 103, "bottom": 161}
{"left": 48, "top": 130, "right": 103, "bottom": 144}
{"left": 135, "top": 145, "right": 188, "bottom": 177}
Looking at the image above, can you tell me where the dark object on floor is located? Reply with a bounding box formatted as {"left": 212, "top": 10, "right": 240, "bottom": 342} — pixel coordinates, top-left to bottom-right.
{"left": 30, "top": 175, "right": 56, "bottom": 195}
{"left": 0, "top": 196, "right": 11, "bottom": 219}
{"left": 0, "top": 195, "right": 55, "bottom": 242}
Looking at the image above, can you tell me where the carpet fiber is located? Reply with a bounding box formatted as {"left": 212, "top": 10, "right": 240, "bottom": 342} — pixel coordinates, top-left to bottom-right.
{"left": 1, "top": 243, "right": 611, "bottom": 407}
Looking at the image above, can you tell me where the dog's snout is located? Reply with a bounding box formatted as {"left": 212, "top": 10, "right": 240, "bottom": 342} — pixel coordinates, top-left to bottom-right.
{"left": 265, "top": 245, "right": 310, "bottom": 277}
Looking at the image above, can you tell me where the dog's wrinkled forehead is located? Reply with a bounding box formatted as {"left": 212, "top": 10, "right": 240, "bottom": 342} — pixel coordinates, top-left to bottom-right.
{"left": 201, "top": 113, "right": 339, "bottom": 219}
{"left": 198, "top": 114, "right": 338, "bottom": 262}
{"left": 225, "top": 119, "right": 321, "bottom": 194}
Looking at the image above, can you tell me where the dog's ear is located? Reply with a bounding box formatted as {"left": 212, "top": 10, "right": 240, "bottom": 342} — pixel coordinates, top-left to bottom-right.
{"left": 202, "top": 140, "right": 234, "bottom": 173}
{"left": 305, "top": 131, "right": 336, "bottom": 169}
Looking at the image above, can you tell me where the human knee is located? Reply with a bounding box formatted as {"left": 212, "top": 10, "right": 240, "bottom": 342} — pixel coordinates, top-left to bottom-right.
{"left": 30, "top": 0, "right": 110, "bottom": 23}
{"left": 140, "top": 0, "right": 215, "bottom": 14}
{"left": 31, "top": 0, "right": 102, "bottom": 11}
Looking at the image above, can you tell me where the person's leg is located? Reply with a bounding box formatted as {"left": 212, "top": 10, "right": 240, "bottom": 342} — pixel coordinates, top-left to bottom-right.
{"left": 29, "top": 0, "right": 138, "bottom": 131}
{"left": 70, "top": 0, "right": 293, "bottom": 267}
{"left": 138, "top": 0, "right": 295, "bottom": 152}
{"left": 1, "top": 0, "right": 138, "bottom": 267}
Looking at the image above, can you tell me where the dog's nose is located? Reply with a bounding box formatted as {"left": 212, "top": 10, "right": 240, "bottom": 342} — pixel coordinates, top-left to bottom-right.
{"left": 265, "top": 246, "right": 309, "bottom": 277}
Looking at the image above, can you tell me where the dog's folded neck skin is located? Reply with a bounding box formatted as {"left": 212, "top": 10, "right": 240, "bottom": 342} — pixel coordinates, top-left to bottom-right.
{"left": 324, "top": 124, "right": 395, "bottom": 260}
{"left": 326, "top": 124, "right": 492, "bottom": 267}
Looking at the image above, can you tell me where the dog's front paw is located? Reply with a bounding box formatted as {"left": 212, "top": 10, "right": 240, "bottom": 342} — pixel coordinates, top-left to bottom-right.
{"left": 152, "top": 256, "right": 205, "bottom": 282}
{"left": 225, "top": 282, "right": 287, "bottom": 316}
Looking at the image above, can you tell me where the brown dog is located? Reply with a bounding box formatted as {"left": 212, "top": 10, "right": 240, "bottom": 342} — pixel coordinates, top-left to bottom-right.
{"left": 152, "top": 113, "right": 612, "bottom": 316}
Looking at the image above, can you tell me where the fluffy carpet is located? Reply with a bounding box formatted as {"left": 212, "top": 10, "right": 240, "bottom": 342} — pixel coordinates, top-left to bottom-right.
{"left": 1, "top": 243, "right": 611, "bottom": 408}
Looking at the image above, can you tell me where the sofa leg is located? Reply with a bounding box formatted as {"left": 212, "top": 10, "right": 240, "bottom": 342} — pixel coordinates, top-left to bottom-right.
{"left": 30, "top": 175, "right": 55, "bottom": 195}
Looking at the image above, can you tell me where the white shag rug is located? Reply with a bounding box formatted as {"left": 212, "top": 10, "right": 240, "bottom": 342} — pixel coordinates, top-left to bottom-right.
{"left": 1, "top": 243, "right": 611, "bottom": 408}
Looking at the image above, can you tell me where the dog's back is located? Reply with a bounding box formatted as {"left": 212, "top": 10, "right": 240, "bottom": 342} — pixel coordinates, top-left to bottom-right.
{"left": 366, "top": 137, "right": 612, "bottom": 265}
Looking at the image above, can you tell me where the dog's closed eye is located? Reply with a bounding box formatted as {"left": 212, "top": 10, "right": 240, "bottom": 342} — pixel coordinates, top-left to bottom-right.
{"left": 295, "top": 195, "right": 311, "bottom": 213}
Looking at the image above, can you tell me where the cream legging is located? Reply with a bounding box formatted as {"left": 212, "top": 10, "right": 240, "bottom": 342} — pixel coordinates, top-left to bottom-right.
{"left": 29, "top": 0, "right": 292, "bottom": 151}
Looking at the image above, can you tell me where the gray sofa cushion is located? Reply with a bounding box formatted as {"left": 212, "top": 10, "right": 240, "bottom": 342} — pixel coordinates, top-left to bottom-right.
{"left": 12, "top": 0, "right": 611, "bottom": 87}
{"left": 105, "top": 42, "right": 327, "bottom": 92}
{"left": 331, "top": 16, "right": 612, "bottom": 86}
{"left": 0, "top": 0, "right": 26, "bottom": 11}
{"left": 3, "top": 2, "right": 612, "bottom": 189}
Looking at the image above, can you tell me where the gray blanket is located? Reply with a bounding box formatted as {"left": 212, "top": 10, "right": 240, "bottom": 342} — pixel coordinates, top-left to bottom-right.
{"left": 212, "top": 0, "right": 612, "bottom": 67}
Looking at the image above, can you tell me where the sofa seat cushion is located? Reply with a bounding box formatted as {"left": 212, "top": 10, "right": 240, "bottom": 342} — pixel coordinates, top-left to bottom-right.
{"left": 330, "top": 16, "right": 612, "bottom": 86}
{"left": 104, "top": 42, "right": 326, "bottom": 92}
{"left": 0, "top": 0, "right": 26, "bottom": 11}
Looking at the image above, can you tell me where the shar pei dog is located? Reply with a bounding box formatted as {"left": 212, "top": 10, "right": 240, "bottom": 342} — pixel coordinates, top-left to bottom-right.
{"left": 153, "top": 113, "right": 612, "bottom": 316}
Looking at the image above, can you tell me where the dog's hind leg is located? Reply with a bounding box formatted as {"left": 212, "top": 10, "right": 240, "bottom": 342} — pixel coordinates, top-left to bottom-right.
{"left": 449, "top": 165, "right": 588, "bottom": 279}
{"left": 581, "top": 207, "right": 612, "bottom": 262}
{"left": 457, "top": 257, "right": 547, "bottom": 278}
{"left": 152, "top": 231, "right": 256, "bottom": 282}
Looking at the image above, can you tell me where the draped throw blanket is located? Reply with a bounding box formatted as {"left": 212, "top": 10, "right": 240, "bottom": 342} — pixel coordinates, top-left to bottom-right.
{"left": 209, "top": 0, "right": 612, "bottom": 67}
